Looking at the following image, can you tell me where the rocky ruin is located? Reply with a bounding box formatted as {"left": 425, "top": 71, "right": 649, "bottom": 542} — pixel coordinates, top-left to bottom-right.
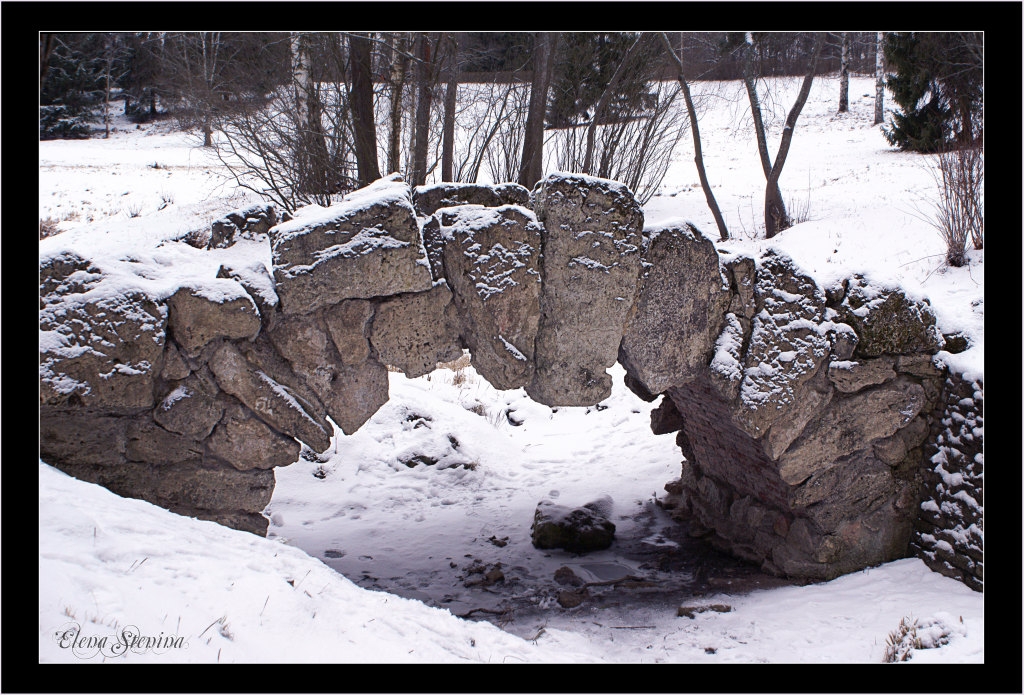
{"left": 39, "top": 172, "right": 982, "bottom": 589}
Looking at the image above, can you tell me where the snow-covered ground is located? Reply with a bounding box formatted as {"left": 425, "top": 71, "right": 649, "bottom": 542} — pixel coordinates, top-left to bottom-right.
{"left": 39, "top": 75, "right": 984, "bottom": 663}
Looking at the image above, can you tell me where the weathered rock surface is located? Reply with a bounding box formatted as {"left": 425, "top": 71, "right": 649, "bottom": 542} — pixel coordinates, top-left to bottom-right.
{"left": 827, "top": 355, "right": 896, "bottom": 393}
{"left": 440, "top": 204, "right": 542, "bottom": 390}
{"left": 619, "top": 223, "right": 730, "bottom": 394}
{"left": 777, "top": 377, "right": 925, "bottom": 486}
{"left": 269, "top": 310, "right": 388, "bottom": 435}
{"left": 837, "top": 276, "right": 943, "bottom": 357}
{"left": 206, "top": 399, "right": 301, "bottom": 471}
{"left": 209, "top": 203, "right": 278, "bottom": 249}
{"left": 166, "top": 283, "right": 262, "bottom": 356}
{"left": 527, "top": 173, "right": 643, "bottom": 406}
{"left": 216, "top": 261, "right": 280, "bottom": 331}
{"left": 271, "top": 175, "right": 433, "bottom": 315}
{"left": 531, "top": 498, "right": 616, "bottom": 553}
{"left": 208, "top": 341, "right": 333, "bottom": 452}
{"left": 911, "top": 373, "right": 984, "bottom": 591}
{"left": 369, "top": 284, "right": 463, "bottom": 378}
{"left": 40, "top": 409, "right": 130, "bottom": 467}
{"left": 40, "top": 286, "right": 166, "bottom": 410}
{"left": 151, "top": 373, "right": 225, "bottom": 439}
{"left": 50, "top": 459, "right": 276, "bottom": 535}
{"left": 727, "top": 251, "right": 833, "bottom": 446}
{"left": 324, "top": 299, "right": 375, "bottom": 365}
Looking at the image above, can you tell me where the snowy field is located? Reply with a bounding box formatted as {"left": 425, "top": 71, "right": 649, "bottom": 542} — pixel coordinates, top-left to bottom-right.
{"left": 39, "top": 75, "right": 984, "bottom": 664}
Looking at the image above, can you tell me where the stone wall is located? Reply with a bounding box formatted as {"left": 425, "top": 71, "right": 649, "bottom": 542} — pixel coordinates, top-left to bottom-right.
{"left": 910, "top": 372, "right": 984, "bottom": 590}
{"left": 39, "top": 173, "right": 982, "bottom": 590}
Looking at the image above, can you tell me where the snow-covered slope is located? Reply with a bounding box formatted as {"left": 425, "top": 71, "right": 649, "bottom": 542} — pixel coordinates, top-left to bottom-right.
{"left": 38, "top": 461, "right": 594, "bottom": 663}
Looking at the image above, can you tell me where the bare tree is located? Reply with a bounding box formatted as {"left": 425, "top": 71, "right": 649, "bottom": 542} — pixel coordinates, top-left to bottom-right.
{"left": 440, "top": 34, "right": 459, "bottom": 182}
{"left": 407, "top": 33, "right": 447, "bottom": 185}
{"left": 386, "top": 32, "right": 409, "bottom": 175}
{"left": 741, "top": 34, "right": 788, "bottom": 229}
{"left": 659, "top": 31, "right": 729, "bottom": 240}
{"left": 763, "top": 32, "right": 826, "bottom": 238}
{"left": 518, "top": 32, "right": 558, "bottom": 189}
{"left": 838, "top": 32, "right": 850, "bottom": 113}
{"left": 347, "top": 32, "right": 380, "bottom": 185}
{"left": 874, "top": 32, "right": 885, "bottom": 125}
{"left": 581, "top": 34, "right": 645, "bottom": 176}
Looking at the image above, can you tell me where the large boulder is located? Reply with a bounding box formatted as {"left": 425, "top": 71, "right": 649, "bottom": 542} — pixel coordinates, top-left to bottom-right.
{"left": 527, "top": 173, "right": 644, "bottom": 406}
{"left": 40, "top": 252, "right": 167, "bottom": 410}
{"left": 270, "top": 175, "right": 433, "bottom": 315}
{"left": 440, "top": 204, "right": 543, "bottom": 390}
{"left": 369, "top": 284, "right": 463, "bottom": 378}
{"left": 619, "top": 222, "right": 730, "bottom": 395}
{"left": 724, "top": 252, "right": 835, "bottom": 459}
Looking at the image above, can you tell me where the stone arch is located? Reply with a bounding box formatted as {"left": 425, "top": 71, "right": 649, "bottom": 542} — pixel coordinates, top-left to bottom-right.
{"left": 39, "top": 173, "right": 979, "bottom": 588}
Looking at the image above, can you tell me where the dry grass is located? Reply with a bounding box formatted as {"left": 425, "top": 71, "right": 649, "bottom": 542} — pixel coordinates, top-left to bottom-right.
{"left": 883, "top": 615, "right": 921, "bottom": 663}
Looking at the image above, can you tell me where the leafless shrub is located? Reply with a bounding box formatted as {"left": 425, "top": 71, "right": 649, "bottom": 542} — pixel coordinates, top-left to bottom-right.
{"left": 931, "top": 146, "right": 983, "bottom": 267}
{"left": 40, "top": 217, "right": 63, "bottom": 239}
{"left": 548, "top": 81, "right": 688, "bottom": 204}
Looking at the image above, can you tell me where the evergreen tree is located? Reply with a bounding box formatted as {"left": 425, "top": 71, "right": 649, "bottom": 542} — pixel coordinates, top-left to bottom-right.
{"left": 547, "top": 32, "right": 655, "bottom": 128}
{"left": 883, "top": 32, "right": 982, "bottom": 152}
{"left": 40, "top": 33, "right": 107, "bottom": 139}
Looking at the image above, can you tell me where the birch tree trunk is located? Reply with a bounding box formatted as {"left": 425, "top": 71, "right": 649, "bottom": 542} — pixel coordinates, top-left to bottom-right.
{"left": 838, "top": 32, "right": 850, "bottom": 113}
{"left": 441, "top": 34, "right": 459, "bottom": 182}
{"left": 290, "top": 32, "right": 330, "bottom": 196}
{"left": 874, "top": 32, "right": 885, "bottom": 125}
{"left": 387, "top": 33, "right": 409, "bottom": 175}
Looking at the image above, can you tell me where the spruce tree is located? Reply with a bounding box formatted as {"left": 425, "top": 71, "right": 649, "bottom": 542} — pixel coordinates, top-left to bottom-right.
{"left": 882, "top": 32, "right": 982, "bottom": 152}
{"left": 40, "top": 33, "right": 106, "bottom": 139}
